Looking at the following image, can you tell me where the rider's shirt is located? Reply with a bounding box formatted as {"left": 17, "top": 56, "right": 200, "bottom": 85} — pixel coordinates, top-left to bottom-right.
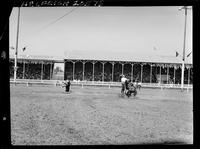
{"left": 121, "top": 77, "right": 127, "bottom": 84}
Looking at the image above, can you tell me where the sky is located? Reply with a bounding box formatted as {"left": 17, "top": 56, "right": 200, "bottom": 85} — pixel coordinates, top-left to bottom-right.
{"left": 9, "top": 6, "right": 192, "bottom": 62}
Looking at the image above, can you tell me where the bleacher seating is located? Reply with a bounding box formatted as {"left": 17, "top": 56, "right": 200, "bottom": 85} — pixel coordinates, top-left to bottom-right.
{"left": 9, "top": 61, "right": 52, "bottom": 80}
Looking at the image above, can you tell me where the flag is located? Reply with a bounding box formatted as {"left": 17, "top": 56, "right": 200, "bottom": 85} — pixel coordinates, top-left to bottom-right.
{"left": 22, "top": 47, "right": 26, "bottom": 51}
{"left": 187, "top": 52, "right": 192, "bottom": 57}
{"left": 176, "top": 51, "right": 179, "bottom": 57}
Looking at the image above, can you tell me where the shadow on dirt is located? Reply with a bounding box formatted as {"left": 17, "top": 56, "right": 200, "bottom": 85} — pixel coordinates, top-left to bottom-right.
{"left": 140, "top": 140, "right": 191, "bottom": 145}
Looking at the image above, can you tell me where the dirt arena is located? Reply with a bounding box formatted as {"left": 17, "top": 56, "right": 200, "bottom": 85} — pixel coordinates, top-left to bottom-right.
{"left": 10, "top": 84, "right": 193, "bottom": 145}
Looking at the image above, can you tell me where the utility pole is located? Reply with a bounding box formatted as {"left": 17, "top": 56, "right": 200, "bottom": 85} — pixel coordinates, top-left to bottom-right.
{"left": 14, "top": 7, "right": 20, "bottom": 83}
{"left": 179, "top": 6, "right": 191, "bottom": 91}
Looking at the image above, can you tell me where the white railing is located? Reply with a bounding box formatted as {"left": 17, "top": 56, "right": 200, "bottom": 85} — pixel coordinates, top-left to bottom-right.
{"left": 10, "top": 79, "right": 193, "bottom": 90}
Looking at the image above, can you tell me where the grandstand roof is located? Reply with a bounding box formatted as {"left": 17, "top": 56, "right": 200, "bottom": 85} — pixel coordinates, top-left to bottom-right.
{"left": 64, "top": 50, "right": 192, "bottom": 65}
{"left": 9, "top": 54, "right": 63, "bottom": 62}
{"left": 9, "top": 51, "right": 192, "bottom": 65}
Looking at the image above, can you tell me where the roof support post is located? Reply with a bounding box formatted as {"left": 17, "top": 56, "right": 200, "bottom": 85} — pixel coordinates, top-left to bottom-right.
{"left": 82, "top": 61, "right": 85, "bottom": 81}
{"left": 159, "top": 65, "right": 162, "bottom": 84}
{"left": 131, "top": 63, "right": 134, "bottom": 82}
{"left": 112, "top": 62, "right": 114, "bottom": 82}
{"left": 155, "top": 64, "right": 157, "bottom": 82}
{"left": 23, "top": 60, "right": 25, "bottom": 79}
{"left": 92, "top": 61, "right": 95, "bottom": 82}
{"left": 188, "top": 67, "right": 190, "bottom": 85}
{"left": 140, "top": 64, "right": 143, "bottom": 83}
{"left": 150, "top": 64, "right": 152, "bottom": 84}
{"left": 102, "top": 62, "right": 105, "bottom": 82}
{"left": 122, "top": 63, "right": 124, "bottom": 75}
{"left": 174, "top": 66, "right": 176, "bottom": 84}
{"left": 50, "top": 63, "right": 52, "bottom": 80}
{"left": 27, "top": 63, "right": 29, "bottom": 79}
{"left": 41, "top": 62, "right": 43, "bottom": 80}
{"left": 167, "top": 65, "right": 169, "bottom": 84}
{"left": 73, "top": 62, "right": 75, "bottom": 81}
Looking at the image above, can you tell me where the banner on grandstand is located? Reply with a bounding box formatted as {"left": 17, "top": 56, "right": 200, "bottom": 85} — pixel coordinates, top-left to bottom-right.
{"left": 52, "top": 63, "right": 64, "bottom": 80}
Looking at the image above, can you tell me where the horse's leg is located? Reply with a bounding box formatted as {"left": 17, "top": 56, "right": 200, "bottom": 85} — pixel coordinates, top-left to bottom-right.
{"left": 121, "top": 87, "right": 124, "bottom": 97}
{"left": 135, "top": 90, "right": 137, "bottom": 96}
{"left": 126, "top": 90, "right": 130, "bottom": 98}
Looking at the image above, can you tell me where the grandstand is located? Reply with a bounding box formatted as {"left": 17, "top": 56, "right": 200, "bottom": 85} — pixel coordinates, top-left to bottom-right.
{"left": 64, "top": 50, "right": 193, "bottom": 87}
{"left": 9, "top": 52, "right": 193, "bottom": 89}
{"left": 9, "top": 54, "right": 63, "bottom": 80}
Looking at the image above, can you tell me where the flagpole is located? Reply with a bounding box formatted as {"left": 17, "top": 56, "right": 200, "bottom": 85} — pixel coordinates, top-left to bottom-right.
{"left": 180, "top": 6, "right": 188, "bottom": 91}
{"left": 14, "top": 7, "right": 21, "bottom": 83}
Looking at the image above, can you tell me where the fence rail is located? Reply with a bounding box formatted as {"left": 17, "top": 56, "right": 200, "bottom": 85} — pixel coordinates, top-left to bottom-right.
{"left": 10, "top": 79, "right": 193, "bottom": 90}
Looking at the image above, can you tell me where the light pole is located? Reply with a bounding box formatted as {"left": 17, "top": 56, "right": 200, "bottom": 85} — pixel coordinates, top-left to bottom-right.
{"left": 14, "top": 7, "right": 21, "bottom": 83}
{"left": 179, "top": 6, "right": 191, "bottom": 91}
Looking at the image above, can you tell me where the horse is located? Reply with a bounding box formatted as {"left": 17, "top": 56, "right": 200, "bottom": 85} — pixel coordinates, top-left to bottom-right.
{"left": 121, "top": 80, "right": 138, "bottom": 98}
{"left": 125, "top": 87, "right": 137, "bottom": 98}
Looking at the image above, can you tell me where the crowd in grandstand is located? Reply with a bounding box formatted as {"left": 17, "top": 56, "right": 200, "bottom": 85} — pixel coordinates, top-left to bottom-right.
{"left": 10, "top": 61, "right": 52, "bottom": 80}
{"left": 9, "top": 60, "right": 193, "bottom": 84}
{"left": 64, "top": 62, "right": 191, "bottom": 84}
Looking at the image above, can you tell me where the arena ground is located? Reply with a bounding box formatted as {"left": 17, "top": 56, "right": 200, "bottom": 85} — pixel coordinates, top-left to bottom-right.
{"left": 10, "top": 84, "right": 193, "bottom": 145}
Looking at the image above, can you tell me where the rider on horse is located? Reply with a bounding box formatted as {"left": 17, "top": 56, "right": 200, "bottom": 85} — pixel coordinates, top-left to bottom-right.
{"left": 125, "top": 79, "right": 137, "bottom": 97}
{"left": 121, "top": 75, "right": 137, "bottom": 97}
{"left": 121, "top": 75, "right": 128, "bottom": 94}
